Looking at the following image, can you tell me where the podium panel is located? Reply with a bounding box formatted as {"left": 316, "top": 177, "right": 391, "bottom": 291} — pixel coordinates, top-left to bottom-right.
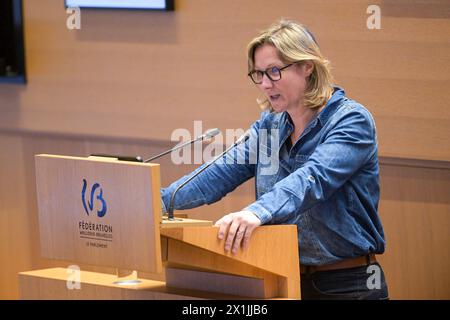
{"left": 161, "top": 225, "right": 300, "bottom": 299}
{"left": 35, "top": 154, "right": 163, "bottom": 273}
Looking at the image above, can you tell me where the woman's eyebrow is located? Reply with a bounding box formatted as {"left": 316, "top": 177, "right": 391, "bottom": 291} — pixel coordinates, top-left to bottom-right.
{"left": 254, "top": 62, "right": 280, "bottom": 70}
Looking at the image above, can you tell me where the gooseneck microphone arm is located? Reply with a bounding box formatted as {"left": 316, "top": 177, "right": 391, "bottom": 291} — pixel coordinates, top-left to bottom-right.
{"left": 144, "top": 139, "right": 195, "bottom": 163}
{"left": 167, "top": 131, "right": 251, "bottom": 221}
{"left": 144, "top": 128, "right": 220, "bottom": 163}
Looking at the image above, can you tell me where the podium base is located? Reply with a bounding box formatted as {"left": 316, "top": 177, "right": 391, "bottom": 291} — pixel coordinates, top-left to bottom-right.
{"left": 18, "top": 268, "right": 275, "bottom": 300}
{"left": 113, "top": 270, "right": 142, "bottom": 286}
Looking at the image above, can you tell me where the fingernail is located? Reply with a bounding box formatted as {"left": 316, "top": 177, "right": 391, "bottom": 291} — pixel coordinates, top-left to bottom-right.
{"left": 225, "top": 246, "right": 230, "bottom": 251}
{"left": 218, "top": 234, "right": 223, "bottom": 240}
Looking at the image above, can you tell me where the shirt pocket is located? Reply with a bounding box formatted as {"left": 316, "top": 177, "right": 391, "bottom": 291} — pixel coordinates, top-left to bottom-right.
{"left": 258, "top": 143, "right": 277, "bottom": 168}
{"left": 259, "top": 143, "right": 272, "bottom": 157}
{"left": 256, "top": 143, "right": 279, "bottom": 196}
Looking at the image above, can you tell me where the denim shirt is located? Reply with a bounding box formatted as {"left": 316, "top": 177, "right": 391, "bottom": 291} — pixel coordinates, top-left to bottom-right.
{"left": 161, "top": 87, "right": 386, "bottom": 265}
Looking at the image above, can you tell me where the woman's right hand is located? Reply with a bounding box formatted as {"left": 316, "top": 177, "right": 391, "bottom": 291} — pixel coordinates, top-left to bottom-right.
{"left": 214, "top": 210, "right": 261, "bottom": 255}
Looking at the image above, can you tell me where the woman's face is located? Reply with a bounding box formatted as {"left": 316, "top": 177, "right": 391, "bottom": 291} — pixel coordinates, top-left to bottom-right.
{"left": 253, "top": 44, "right": 312, "bottom": 113}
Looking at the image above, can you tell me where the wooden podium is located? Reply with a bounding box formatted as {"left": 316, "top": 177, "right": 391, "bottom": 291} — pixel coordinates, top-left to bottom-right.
{"left": 19, "top": 155, "right": 300, "bottom": 299}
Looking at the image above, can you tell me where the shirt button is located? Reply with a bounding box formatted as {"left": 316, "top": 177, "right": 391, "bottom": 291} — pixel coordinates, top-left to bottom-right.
{"left": 308, "top": 175, "right": 316, "bottom": 183}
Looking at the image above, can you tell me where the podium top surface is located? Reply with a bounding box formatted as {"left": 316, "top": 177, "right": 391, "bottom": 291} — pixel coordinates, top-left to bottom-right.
{"left": 36, "top": 154, "right": 159, "bottom": 166}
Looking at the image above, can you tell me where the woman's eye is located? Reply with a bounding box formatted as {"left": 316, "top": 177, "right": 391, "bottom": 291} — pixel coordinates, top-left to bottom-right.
{"left": 270, "top": 67, "right": 279, "bottom": 74}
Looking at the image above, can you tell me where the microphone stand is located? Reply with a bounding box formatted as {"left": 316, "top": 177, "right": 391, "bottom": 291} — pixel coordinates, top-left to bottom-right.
{"left": 167, "top": 134, "right": 250, "bottom": 221}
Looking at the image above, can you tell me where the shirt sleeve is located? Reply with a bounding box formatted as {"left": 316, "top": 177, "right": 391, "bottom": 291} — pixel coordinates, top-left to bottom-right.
{"left": 244, "top": 105, "right": 377, "bottom": 224}
{"left": 161, "top": 112, "right": 270, "bottom": 213}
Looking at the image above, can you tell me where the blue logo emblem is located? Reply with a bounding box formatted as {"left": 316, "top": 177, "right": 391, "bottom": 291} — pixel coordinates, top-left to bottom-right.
{"left": 81, "top": 179, "right": 107, "bottom": 217}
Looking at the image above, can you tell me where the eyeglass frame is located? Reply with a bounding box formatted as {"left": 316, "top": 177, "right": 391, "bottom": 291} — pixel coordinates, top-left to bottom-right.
{"left": 247, "top": 61, "right": 301, "bottom": 84}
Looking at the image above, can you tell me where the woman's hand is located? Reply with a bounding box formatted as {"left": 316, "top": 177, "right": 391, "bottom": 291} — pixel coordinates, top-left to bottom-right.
{"left": 214, "top": 211, "right": 262, "bottom": 255}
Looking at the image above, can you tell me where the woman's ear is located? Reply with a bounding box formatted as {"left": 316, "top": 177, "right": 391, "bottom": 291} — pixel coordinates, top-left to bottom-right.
{"left": 303, "top": 61, "right": 314, "bottom": 77}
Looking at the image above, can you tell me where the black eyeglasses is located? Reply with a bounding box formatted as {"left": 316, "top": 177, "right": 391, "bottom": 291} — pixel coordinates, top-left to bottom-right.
{"left": 248, "top": 61, "right": 300, "bottom": 84}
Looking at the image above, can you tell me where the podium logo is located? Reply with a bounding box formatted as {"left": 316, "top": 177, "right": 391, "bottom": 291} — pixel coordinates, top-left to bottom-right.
{"left": 81, "top": 179, "right": 107, "bottom": 217}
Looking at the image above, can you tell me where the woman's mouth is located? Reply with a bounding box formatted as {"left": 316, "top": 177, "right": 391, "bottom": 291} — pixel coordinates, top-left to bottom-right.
{"left": 269, "top": 94, "right": 281, "bottom": 102}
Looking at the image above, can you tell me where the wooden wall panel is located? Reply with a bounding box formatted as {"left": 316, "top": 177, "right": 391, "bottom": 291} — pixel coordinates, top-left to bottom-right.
{"left": 0, "top": 0, "right": 449, "bottom": 299}
{"left": 0, "top": 0, "right": 449, "bottom": 159}
{"left": 0, "top": 135, "right": 33, "bottom": 299}
{"left": 378, "top": 163, "right": 450, "bottom": 299}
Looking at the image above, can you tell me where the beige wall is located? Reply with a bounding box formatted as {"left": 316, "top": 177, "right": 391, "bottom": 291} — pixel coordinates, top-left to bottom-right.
{"left": 0, "top": 0, "right": 449, "bottom": 299}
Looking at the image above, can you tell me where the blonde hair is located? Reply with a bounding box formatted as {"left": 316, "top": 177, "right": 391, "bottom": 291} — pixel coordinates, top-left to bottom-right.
{"left": 247, "top": 19, "right": 334, "bottom": 111}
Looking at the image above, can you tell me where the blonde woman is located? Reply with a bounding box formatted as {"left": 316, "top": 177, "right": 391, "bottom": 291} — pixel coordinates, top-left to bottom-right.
{"left": 161, "top": 20, "right": 388, "bottom": 300}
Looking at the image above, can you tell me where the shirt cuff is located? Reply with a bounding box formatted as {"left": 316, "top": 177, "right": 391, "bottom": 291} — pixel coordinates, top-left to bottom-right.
{"left": 160, "top": 189, "right": 167, "bottom": 214}
{"left": 243, "top": 202, "right": 273, "bottom": 224}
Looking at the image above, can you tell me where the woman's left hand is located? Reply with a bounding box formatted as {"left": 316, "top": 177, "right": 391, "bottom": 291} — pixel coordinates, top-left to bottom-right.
{"left": 214, "top": 211, "right": 262, "bottom": 255}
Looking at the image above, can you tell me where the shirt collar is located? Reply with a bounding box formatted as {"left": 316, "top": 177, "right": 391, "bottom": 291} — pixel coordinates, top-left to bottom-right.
{"left": 281, "top": 86, "right": 345, "bottom": 127}
{"left": 317, "top": 86, "right": 346, "bottom": 125}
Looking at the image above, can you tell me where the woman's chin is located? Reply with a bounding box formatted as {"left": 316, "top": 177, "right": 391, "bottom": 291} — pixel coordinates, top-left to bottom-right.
{"left": 271, "top": 104, "right": 286, "bottom": 113}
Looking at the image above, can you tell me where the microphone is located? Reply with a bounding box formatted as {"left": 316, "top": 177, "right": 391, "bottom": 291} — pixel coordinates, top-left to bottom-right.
{"left": 89, "top": 129, "right": 220, "bottom": 163}
{"left": 144, "top": 128, "right": 221, "bottom": 163}
{"left": 166, "top": 130, "right": 251, "bottom": 221}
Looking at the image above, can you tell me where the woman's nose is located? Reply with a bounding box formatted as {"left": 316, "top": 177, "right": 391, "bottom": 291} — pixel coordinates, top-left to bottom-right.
{"left": 259, "top": 74, "right": 273, "bottom": 89}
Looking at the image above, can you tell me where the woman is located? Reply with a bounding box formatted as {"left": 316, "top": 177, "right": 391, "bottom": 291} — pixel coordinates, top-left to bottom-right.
{"left": 161, "top": 19, "right": 388, "bottom": 300}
